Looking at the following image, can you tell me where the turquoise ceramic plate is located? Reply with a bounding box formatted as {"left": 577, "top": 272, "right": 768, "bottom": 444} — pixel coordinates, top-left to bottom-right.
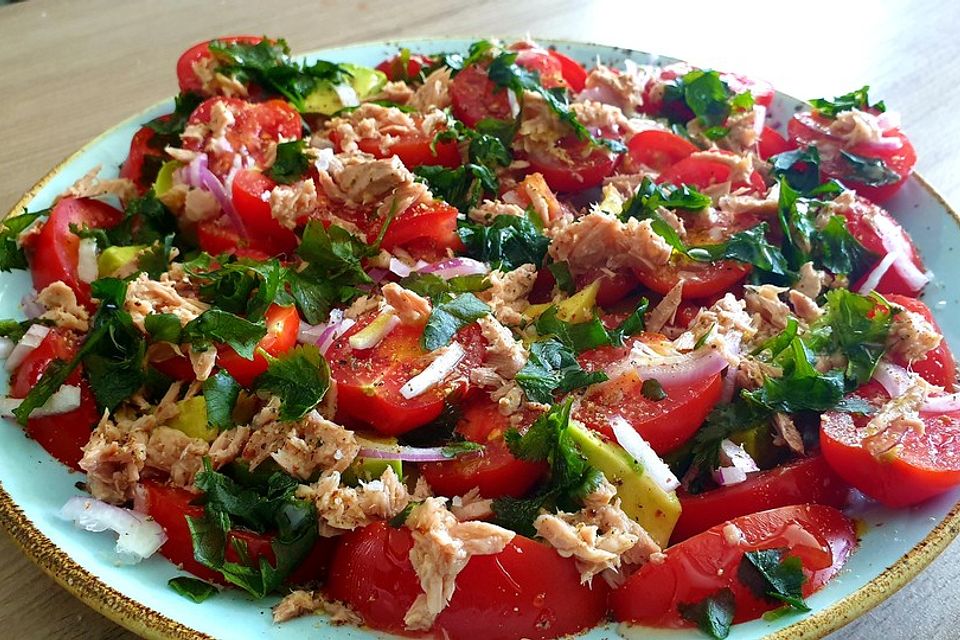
{"left": 1, "top": 38, "right": 958, "bottom": 640}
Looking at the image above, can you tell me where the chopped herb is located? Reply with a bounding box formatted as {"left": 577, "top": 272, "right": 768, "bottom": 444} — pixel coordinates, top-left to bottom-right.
{"left": 684, "top": 223, "right": 791, "bottom": 277}
{"left": 678, "top": 589, "right": 736, "bottom": 639}
{"left": 183, "top": 309, "right": 267, "bottom": 361}
{"left": 838, "top": 150, "right": 901, "bottom": 187}
{"left": 770, "top": 145, "right": 822, "bottom": 194}
{"left": 389, "top": 501, "right": 419, "bottom": 528}
{"left": 399, "top": 273, "right": 490, "bottom": 302}
{"left": 145, "top": 92, "right": 204, "bottom": 138}
{"left": 742, "top": 337, "right": 847, "bottom": 413}
{"left": 689, "top": 397, "right": 771, "bottom": 473}
{"left": 458, "top": 214, "right": 550, "bottom": 271}
{"left": 137, "top": 234, "right": 176, "bottom": 279}
{"left": 535, "top": 306, "right": 612, "bottom": 353}
{"left": 740, "top": 549, "right": 810, "bottom": 611}
{"left": 415, "top": 163, "right": 498, "bottom": 213}
{"left": 168, "top": 576, "right": 218, "bottom": 603}
{"left": 0, "top": 210, "right": 46, "bottom": 271}
{"left": 266, "top": 139, "right": 311, "bottom": 184}
{"left": 807, "top": 289, "right": 894, "bottom": 385}
{"left": 0, "top": 318, "right": 39, "bottom": 343}
{"left": 641, "top": 378, "right": 668, "bottom": 401}
{"left": 547, "top": 261, "right": 575, "bottom": 295}
{"left": 254, "top": 344, "right": 331, "bottom": 421}
{"left": 809, "top": 85, "right": 885, "bottom": 119}
{"left": 515, "top": 338, "right": 608, "bottom": 403}
{"left": 422, "top": 293, "right": 490, "bottom": 351}
{"left": 203, "top": 370, "right": 241, "bottom": 430}
{"left": 620, "top": 177, "right": 711, "bottom": 221}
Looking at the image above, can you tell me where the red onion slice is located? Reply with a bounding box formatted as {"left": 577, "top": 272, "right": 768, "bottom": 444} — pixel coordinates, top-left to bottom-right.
{"left": 872, "top": 361, "right": 915, "bottom": 398}
{"left": 180, "top": 155, "right": 247, "bottom": 238}
{"left": 418, "top": 257, "right": 489, "bottom": 280}
{"left": 59, "top": 496, "right": 167, "bottom": 564}
{"left": 712, "top": 439, "right": 759, "bottom": 486}
{"left": 921, "top": 393, "right": 960, "bottom": 414}
{"left": 605, "top": 346, "right": 730, "bottom": 389}
{"left": 871, "top": 212, "right": 929, "bottom": 292}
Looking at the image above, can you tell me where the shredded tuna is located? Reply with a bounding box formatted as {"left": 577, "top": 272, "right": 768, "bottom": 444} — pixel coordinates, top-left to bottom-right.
{"left": 374, "top": 80, "right": 415, "bottom": 105}
{"left": 744, "top": 284, "right": 791, "bottom": 333}
{"left": 689, "top": 150, "right": 756, "bottom": 187}
{"left": 862, "top": 376, "right": 935, "bottom": 457}
{"left": 208, "top": 426, "right": 251, "bottom": 469}
{"left": 382, "top": 282, "right": 432, "bottom": 326}
{"left": 887, "top": 308, "right": 942, "bottom": 363}
{"left": 242, "top": 410, "right": 359, "bottom": 479}
{"left": 296, "top": 466, "right": 410, "bottom": 532}
{"left": 477, "top": 265, "right": 537, "bottom": 326}
{"left": 717, "top": 182, "right": 779, "bottom": 217}
{"left": 316, "top": 152, "right": 431, "bottom": 219}
{"left": 646, "top": 282, "right": 684, "bottom": 333}
{"left": 534, "top": 478, "right": 661, "bottom": 587}
{"left": 343, "top": 294, "right": 381, "bottom": 320}
{"left": 409, "top": 67, "right": 453, "bottom": 111}
{"left": 795, "top": 261, "right": 830, "bottom": 298}
{"left": 327, "top": 104, "right": 422, "bottom": 154}
{"left": 145, "top": 426, "right": 209, "bottom": 489}
{"left": 735, "top": 354, "right": 782, "bottom": 391}
{"left": 678, "top": 293, "right": 758, "bottom": 365}
{"left": 578, "top": 63, "right": 648, "bottom": 116}
{"left": 402, "top": 498, "right": 515, "bottom": 631}
{"left": 467, "top": 199, "right": 526, "bottom": 224}
{"left": 124, "top": 272, "right": 209, "bottom": 332}
{"left": 477, "top": 315, "right": 527, "bottom": 379}
{"left": 187, "top": 345, "right": 217, "bottom": 382}
{"left": 62, "top": 166, "right": 137, "bottom": 203}
{"left": 37, "top": 281, "right": 90, "bottom": 331}
{"left": 788, "top": 289, "right": 823, "bottom": 323}
{"left": 273, "top": 590, "right": 362, "bottom": 625}
{"left": 828, "top": 109, "right": 888, "bottom": 146}
{"left": 450, "top": 488, "right": 494, "bottom": 521}
{"left": 772, "top": 413, "right": 805, "bottom": 454}
{"left": 191, "top": 56, "right": 248, "bottom": 98}
{"left": 269, "top": 179, "right": 318, "bottom": 230}
{"left": 549, "top": 211, "right": 673, "bottom": 277}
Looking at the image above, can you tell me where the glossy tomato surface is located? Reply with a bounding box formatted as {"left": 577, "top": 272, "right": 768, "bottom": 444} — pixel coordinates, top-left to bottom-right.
{"left": 217, "top": 304, "right": 300, "bottom": 387}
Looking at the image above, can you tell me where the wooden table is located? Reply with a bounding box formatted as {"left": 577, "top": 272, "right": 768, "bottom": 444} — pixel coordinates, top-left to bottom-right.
{"left": 1, "top": 0, "right": 958, "bottom": 637}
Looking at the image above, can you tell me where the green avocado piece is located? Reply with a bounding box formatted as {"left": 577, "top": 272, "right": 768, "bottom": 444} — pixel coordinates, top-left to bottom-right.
{"left": 153, "top": 160, "right": 181, "bottom": 196}
{"left": 303, "top": 64, "right": 388, "bottom": 115}
{"left": 568, "top": 421, "right": 681, "bottom": 547}
{"left": 730, "top": 423, "right": 780, "bottom": 469}
{"left": 168, "top": 396, "right": 218, "bottom": 442}
{"left": 97, "top": 245, "right": 146, "bottom": 277}
{"left": 342, "top": 436, "right": 403, "bottom": 486}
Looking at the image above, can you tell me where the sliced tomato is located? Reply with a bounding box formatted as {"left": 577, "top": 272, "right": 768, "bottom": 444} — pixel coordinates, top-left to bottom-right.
{"left": 9, "top": 329, "right": 98, "bottom": 470}
{"left": 787, "top": 110, "right": 916, "bottom": 203}
{"left": 357, "top": 131, "right": 461, "bottom": 169}
{"left": 821, "top": 382, "right": 960, "bottom": 507}
{"left": 420, "top": 395, "right": 547, "bottom": 499}
{"left": 547, "top": 49, "right": 588, "bottom": 93}
{"left": 525, "top": 133, "right": 622, "bottom": 193}
{"left": 375, "top": 52, "right": 434, "bottom": 82}
{"left": 378, "top": 200, "right": 462, "bottom": 260}
{"left": 611, "top": 504, "right": 857, "bottom": 627}
{"left": 183, "top": 97, "right": 302, "bottom": 178}
{"left": 230, "top": 169, "right": 300, "bottom": 254}
{"left": 134, "top": 480, "right": 333, "bottom": 586}
{"left": 634, "top": 259, "right": 752, "bottom": 299}
{"left": 217, "top": 304, "right": 300, "bottom": 387}
{"left": 757, "top": 126, "right": 794, "bottom": 160}
{"left": 671, "top": 456, "right": 851, "bottom": 543}
{"left": 722, "top": 72, "right": 775, "bottom": 109}
{"left": 449, "top": 63, "right": 514, "bottom": 128}
{"left": 327, "top": 521, "right": 609, "bottom": 639}
{"left": 120, "top": 125, "right": 165, "bottom": 193}
{"left": 885, "top": 294, "right": 956, "bottom": 389}
{"left": 195, "top": 219, "right": 274, "bottom": 260}
{"left": 176, "top": 35, "right": 263, "bottom": 95}
{"left": 27, "top": 197, "right": 124, "bottom": 309}
{"left": 626, "top": 129, "right": 698, "bottom": 172}
{"left": 839, "top": 195, "right": 926, "bottom": 295}
{"left": 510, "top": 44, "right": 567, "bottom": 89}
{"left": 575, "top": 268, "right": 638, "bottom": 307}
{"left": 658, "top": 153, "right": 766, "bottom": 194}
{"left": 577, "top": 335, "right": 723, "bottom": 454}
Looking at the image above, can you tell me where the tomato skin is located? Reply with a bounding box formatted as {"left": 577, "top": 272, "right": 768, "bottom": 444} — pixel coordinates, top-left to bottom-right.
{"left": 671, "top": 456, "right": 851, "bottom": 543}
{"left": 787, "top": 111, "right": 916, "bottom": 203}
{"left": 327, "top": 522, "right": 609, "bottom": 639}
{"left": 512, "top": 45, "right": 567, "bottom": 89}
{"left": 28, "top": 197, "right": 124, "bottom": 309}
{"left": 658, "top": 153, "right": 766, "bottom": 194}
{"left": 526, "top": 136, "right": 622, "bottom": 193}
{"left": 757, "top": 126, "right": 794, "bottom": 160}
{"left": 217, "top": 304, "right": 300, "bottom": 387}
{"left": 626, "top": 129, "right": 698, "bottom": 172}
{"left": 420, "top": 396, "right": 546, "bottom": 499}
{"left": 175, "top": 36, "right": 263, "bottom": 94}
{"left": 375, "top": 53, "right": 433, "bottom": 82}
{"left": 885, "top": 294, "right": 956, "bottom": 389}
{"left": 611, "top": 505, "right": 857, "bottom": 627}
{"left": 575, "top": 269, "right": 637, "bottom": 307}
{"left": 839, "top": 195, "right": 925, "bottom": 296}
{"left": 634, "top": 259, "right": 752, "bottom": 300}
{"left": 356, "top": 135, "right": 461, "bottom": 169}
{"left": 821, "top": 383, "right": 960, "bottom": 507}
{"left": 134, "top": 480, "right": 334, "bottom": 586}
{"left": 378, "top": 201, "right": 462, "bottom": 259}
{"left": 120, "top": 125, "right": 164, "bottom": 193}
{"left": 577, "top": 336, "right": 723, "bottom": 454}
{"left": 230, "top": 169, "right": 300, "bottom": 254}
{"left": 9, "top": 329, "right": 98, "bottom": 470}
{"left": 450, "top": 64, "right": 513, "bottom": 128}
{"left": 547, "top": 50, "right": 588, "bottom": 92}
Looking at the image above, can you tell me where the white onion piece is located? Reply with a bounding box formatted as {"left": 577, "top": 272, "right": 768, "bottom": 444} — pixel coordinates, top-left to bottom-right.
{"left": 333, "top": 84, "right": 360, "bottom": 108}
{"left": 349, "top": 312, "right": 399, "bottom": 350}
{"left": 76, "top": 238, "right": 99, "bottom": 284}
{"left": 313, "top": 147, "right": 335, "bottom": 172}
{"left": 356, "top": 438, "right": 480, "bottom": 462}
{"left": 388, "top": 257, "right": 414, "bottom": 278}
{"left": 0, "top": 384, "right": 81, "bottom": 418}
{"left": 752, "top": 104, "right": 767, "bottom": 140}
{"left": 871, "top": 212, "right": 930, "bottom": 292}
{"left": 0, "top": 337, "right": 13, "bottom": 360}
{"left": 712, "top": 439, "right": 759, "bottom": 486}
{"left": 719, "top": 369, "right": 738, "bottom": 405}
{"left": 857, "top": 250, "right": 899, "bottom": 295}
{"left": 400, "top": 342, "right": 465, "bottom": 399}
{"left": 606, "top": 346, "right": 730, "bottom": 389}
{"left": 872, "top": 360, "right": 916, "bottom": 397}
{"left": 418, "top": 257, "right": 489, "bottom": 279}
{"left": 59, "top": 496, "right": 167, "bottom": 564}
{"left": 921, "top": 393, "right": 960, "bottom": 414}
{"left": 610, "top": 416, "right": 680, "bottom": 493}
{"left": 5, "top": 323, "right": 50, "bottom": 371}
{"left": 507, "top": 89, "right": 521, "bottom": 118}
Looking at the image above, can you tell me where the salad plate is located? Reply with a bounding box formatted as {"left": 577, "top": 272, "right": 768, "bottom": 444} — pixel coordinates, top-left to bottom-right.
{"left": 1, "top": 37, "right": 959, "bottom": 640}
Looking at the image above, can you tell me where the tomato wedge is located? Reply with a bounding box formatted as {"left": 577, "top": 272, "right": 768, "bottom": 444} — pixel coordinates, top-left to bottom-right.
{"left": 230, "top": 169, "right": 300, "bottom": 254}
{"left": 577, "top": 335, "right": 723, "bottom": 454}
{"left": 217, "top": 304, "right": 300, "bottom": 387}
{"left": 27, "top": 197, "right": 124, "bottom": 309}
{"left": 757, "top": 126, "right": 795, "bottom": 160}
{"left": 658, "top": 153, "right": 766, "bottom": 194}
{"left": 547, "top": 49, "right": 588, "bottom": 93}
{"left": 626, "top": 129, "right": 698, "bottom": 172}
{"left": 419, "top": 395, "right": 547, "bottom": 499}
{"left": 611, "top": 504, "right": 857, "bottom": 627}
{"left": 327, "top": 521, "right": 609, "bottom": 639}
{"left": 378, "top": 200, "right": 462, "bottom": 260}
{"left": 449, "top": 63, "right": 514, "bottom": 128}
{"left": 375, "top": 52, "right": 434, "bottom": 82}
{"left": 671, "top": 456, "right": 851, "bottom": 543}
{"left": 821, "top": 382, "right": 960, "bottom": 507}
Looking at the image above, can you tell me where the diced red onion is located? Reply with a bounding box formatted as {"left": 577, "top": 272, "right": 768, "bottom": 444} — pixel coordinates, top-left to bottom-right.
{"left": 349, "top": 312, "right": 399, "bottom": 350}
{"left": 610, "top": 416, "right": 679, "bottom": 493}
{"left": 606, "top": 346, "right": 730, "bottom": 389}
{"left": 356, "top": 438, "right": 481, "bottom": 463}
{"left": 417, "top": 257, "right": 489, "bottom": 279}
{"left": 712, "top": 439, "right": 759, "bottom": 486}
{"left": 20, "top": 291, "right": 44, "bottom": 320}
{"left": 0, "top": 384, "right": 81, "bottom": 418}
{"left": 77, "top": 238, "right": 99, "bottom": 284}
{"left": 857, "top": 250, "right": 899, "bottom": 295}
{"left": 5, "top": 323, "right": 50, "bottom": 372}
{"left": 367, "top": 268, "right": 388, "bottom": 284}
{"left": 180, "top": 155, "right": 247, "bottom": 238}
{"left": 59, "top": 496, "right": 167, "bottom": 564}
{"left": 921, "top": 393, "right": 960, "bottom": 414}
{"left": 871, "top": 212, "right": 930, "bottom": 292}
{"left": 400, "top": 342, "right": 465, "bottom": 399}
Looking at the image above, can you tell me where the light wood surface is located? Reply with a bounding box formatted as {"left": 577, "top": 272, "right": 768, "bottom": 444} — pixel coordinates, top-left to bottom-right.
{"left": 1, "top": 0, "right": 959, "bottom": 637}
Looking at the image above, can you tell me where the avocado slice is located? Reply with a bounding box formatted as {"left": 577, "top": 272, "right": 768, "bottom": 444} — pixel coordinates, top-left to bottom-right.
{"left": 168, "top": 396, "right": 218, "bottom": 442}
{"left": 97, "top": 245, "right": 146, "bottom": 277}
{"left": 343, "top": 436, "right": 403, "bottom": 486}
{"left": 153, "top": 160, "right": 181, "bottom": 196}
{"left": 568, "top": 421, "right": 681, "bottom": 547}
{"left": 303, "top": 64, "right": 387, "bottom": 115}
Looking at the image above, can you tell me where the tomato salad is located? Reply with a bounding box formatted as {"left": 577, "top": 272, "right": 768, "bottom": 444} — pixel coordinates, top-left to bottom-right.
{"left": 2, "top": 36, "right": 955, "bottom": 639}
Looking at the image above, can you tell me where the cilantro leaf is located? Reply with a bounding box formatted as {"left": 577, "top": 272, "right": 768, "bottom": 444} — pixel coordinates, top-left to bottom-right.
{"left": 620, "top": 176, "right": 711, "bottom": 221}
{"left": 535, "top": 306, "right": 613, "bottom": 353}
{"left": 203, "top": 370, "right": 241, "bottom": 430}
{"left": 183, "top": 309, "right": 267, "bottom": 361}
{"left": 770, "top": 145, "right": 822, "bottom": 194}
{"left": 547, "top": 261, "right": 575, "bottom": 295}
{"left": 458, "top": 214, "right": 549, "bottom": 271}
{"left": 254, "top": 344, "right": 330, "bottom": 421}
{"left": 415, "top": 163, "right": 497, "bottom": 213}
{"left": 838, "top": 150, "right": 901, "bottom": 187}
{"left": 689, "top": 398, "right": 771, "bottom": 473}
{"left": 809, "top": 85, "right": 886, "bottom": 119}
{"left": 515, "top": 338, "right": 608, "bottom": 403}
{"left": 399, "top": 273, "right": 490, "bottom": 301}
{"left": 683, "top": 70, "right": 734, "bottom": 132}
{"left": 144, "top": 313, "right": 183, "bottom": 344}
{"left": 422, "top": 293, "right": 490, "bottom": 351}
{"left": 146, "top": 92, "right": 204, "bottom": 137}
{"left": 168, "top": 576, "right": 218, "bottom": 603}
{"left": 266, "top": 139, "right": 311, "bottom": 184}
{"left": 685, "top": 223, "right": 791, "bottom": 277}
{"left": 740, "top": 549, "right": 810, "bottom": 612}
{"left": 807, "top": 289, "right": 893, "bottom": 385}
{"left": 0, "top": 210, "right": 46, "bottom": 271}
{"left": 743, "top": 337, "right": 846, "bottom": 412}
{"left": 678, "top": 589, "right": 736, "bottom": 639}
{"left": 0, "top": 319, "right": 39, "bottom": 343}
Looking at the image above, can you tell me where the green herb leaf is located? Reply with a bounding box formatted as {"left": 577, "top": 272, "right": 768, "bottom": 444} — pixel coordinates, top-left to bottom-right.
{"left": 683, "top": 70, "right": 733, "bottom": 131}
{"left": 620, "top": 177, "right": 711, "bottom": 221}
{"left": 458, "top": 214, "right": 549, "bottom": 271}
{"left": 203, "top": 370, "right": 241, "bottom": 430}
{"left": 809, "top": 85, "right": 885, "bottom": 119}
{"left": 743, "top": 337, "right": 846, "bottom": 412}
{"left": 535, "top": 306, "right": 612, "bottom": 353}
{"left": 168, "top": 576, "right": 218, "bottom": 603}
{"left": 515, "top": 338, "right": 608, "bottom": 403}
{"left": 0, "top": 210, "right": 46, "bottom": 271}
{"left": 254, "top": 344, "right": 331, "bottom": 421}
{"left": 415, "top": 163, "right": 498, "bottom": 213}
{"left": 266, "top": 139, "right": 311, "bottom": 184}
{"left": 0, "top": 319, "right": 38, "bottom": 343}
{"left": 183, "top": 310, "right": 267, "bottom": 361}
{"left": 146, "top": 92, "right": 204, "bottom": 137}
{"left": 144, "top": 313, "right": 183, "bottom": 344}
{"left": 422, "top": 293, "right": 490, "bottom": 351}
{"left": 740, "top": 549, "right": 810, "bottom": 611}
{"left": 838, "top": 150, "right": 901, "bottom": 187}
{"left": 399, "top": 273, "right": 490, "bottom": 301}
{"left": 770, "top": 145, "right": 822, "bottom": 194}
{"left": 678, "top": 589, "right": 736, "bottom": 639}
{"left": 690, "top": 398, "right": 771, "bottom": 473}
{"left": 807, "top": 289, "right": 894, "bottom": 385}
{"left": 547, "top": 261, "right": 575, "bottom": 295}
